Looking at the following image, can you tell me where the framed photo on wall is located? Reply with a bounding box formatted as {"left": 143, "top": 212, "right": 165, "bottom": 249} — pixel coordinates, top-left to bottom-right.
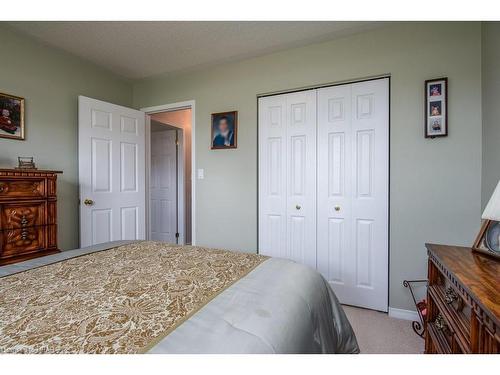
{"left": 211, "top": 111, "right": 237, "bottom": 149}
{"left": 425, "top": 77, "right": 448, "bottom": 138}
{"left": 0, "top": 92, "right": 25, "bottom": 140}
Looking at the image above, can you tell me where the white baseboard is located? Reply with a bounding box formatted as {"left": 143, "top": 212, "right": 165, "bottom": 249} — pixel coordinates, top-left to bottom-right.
{"left": 388, "top": 307, "right": 420, "bottom": 321}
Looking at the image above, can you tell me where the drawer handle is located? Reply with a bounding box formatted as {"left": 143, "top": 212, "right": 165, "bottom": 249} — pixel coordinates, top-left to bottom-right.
{"left": 435, "top": 313, "right": 448, "bottom": 331}
{"left": 445, "top": 286, "right": 458, "bottom": 305}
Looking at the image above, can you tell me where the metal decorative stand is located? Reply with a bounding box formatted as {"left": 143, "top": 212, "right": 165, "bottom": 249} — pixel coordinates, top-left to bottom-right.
{"left": 403, "top": 279, "right": 428, "bottom": 339}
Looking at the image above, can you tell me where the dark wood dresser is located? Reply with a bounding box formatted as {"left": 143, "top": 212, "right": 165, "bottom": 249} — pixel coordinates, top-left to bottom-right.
{"left": 0, "top": 169, "right": 62, "bottom": 265}
{"left": 425, "top": 243, "right": 499, "bottom": 353}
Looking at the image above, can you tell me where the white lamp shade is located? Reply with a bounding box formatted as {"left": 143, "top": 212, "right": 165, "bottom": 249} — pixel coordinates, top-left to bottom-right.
{"left": 482, "top": 180, "right": 500, "bottom": 220}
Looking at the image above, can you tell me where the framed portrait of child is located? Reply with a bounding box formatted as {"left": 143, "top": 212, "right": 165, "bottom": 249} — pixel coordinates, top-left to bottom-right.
{"left": 425, "top": 78, "right": 448, "bottom": 138}
{"left": 0, "top": 92, "right": 25, "bottom": 140}
{"left": 211, "top": 111, "right": 237, "bottom": 149}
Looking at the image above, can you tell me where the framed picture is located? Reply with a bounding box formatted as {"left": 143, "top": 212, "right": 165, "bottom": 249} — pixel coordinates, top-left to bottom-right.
{"left": 0, "top": 92, "right": 25, "bottom": 140}
{"left": 425, "top": 78, "right": 448, "bottom": 138}
{"left": 211, "top": 111, "right": 237, "bottom": 149}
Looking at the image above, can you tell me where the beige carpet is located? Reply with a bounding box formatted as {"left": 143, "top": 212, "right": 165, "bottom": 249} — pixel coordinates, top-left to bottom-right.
{"left": 343, "top": 305, "right": 425, "bottom": 354}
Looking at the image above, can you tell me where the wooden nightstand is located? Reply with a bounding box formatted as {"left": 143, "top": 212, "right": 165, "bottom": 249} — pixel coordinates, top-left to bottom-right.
{"left": 0, "top": 169, "right": 62, "bottom": 265}
{"left": 425, "top": 243, "right": 499, "bottom": 353}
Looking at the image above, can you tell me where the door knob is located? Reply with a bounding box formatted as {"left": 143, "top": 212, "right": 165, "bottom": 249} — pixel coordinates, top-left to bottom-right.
{"left": 296, "top": 204, "right": 301, "bottom": 210}
{"left": 334, "top": 206, "right": 341, "bottom": 211}
{"left": 83, "top": 198, "right": 94, "bottom": 206}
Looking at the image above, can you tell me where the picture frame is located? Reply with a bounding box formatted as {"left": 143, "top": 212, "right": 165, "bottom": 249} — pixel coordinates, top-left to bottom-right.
{"left": 424, "top": 77, "right": 448, "bottom": 138}
{"left": 211, "top": 111, "right": 238, "bottom": 150}
{"left": 0, "top": 91, "right": 25, "bottom": 140}
{"left": 473, "top": 220, "right": 500, "bottom": 260}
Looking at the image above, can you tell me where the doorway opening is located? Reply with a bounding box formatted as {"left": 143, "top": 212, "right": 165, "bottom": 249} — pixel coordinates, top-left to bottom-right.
{"left": 147, "top": 108, "right": 192, "bottom": 245}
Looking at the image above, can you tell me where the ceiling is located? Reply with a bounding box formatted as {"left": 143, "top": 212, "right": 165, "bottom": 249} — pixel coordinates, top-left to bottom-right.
{"left": 7, "top": 21, "right": 383, "bottom": 79}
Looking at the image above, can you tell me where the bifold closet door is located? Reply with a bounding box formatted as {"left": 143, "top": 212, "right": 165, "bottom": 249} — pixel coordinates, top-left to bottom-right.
{"left": 258, "top": 95, "right": 287, "bottom": 259}
{"left": 317, "top": 78, "right": 389, "bottom": 312}
{"left": 258, "top": 90, "right": 317, "bottom": 268}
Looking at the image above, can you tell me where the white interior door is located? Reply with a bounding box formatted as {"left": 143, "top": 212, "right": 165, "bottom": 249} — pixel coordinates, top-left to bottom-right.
{"left": 258, "top": 90, "right": 317, "bottom": 269}
{"left": 258, "top": 95, "right": 287, "bottom": 259}
{"left": 78, "top": 96, "right": 146, "bottom": 247}
{"left": 150, "top": 129, "right": 178, "bottom": 243}
{"left": 317, "top": 83, "right": 353, "bottom": 302}
{"left": 317, "top": 78, "right": 389, "bottom": 311}
{"left": 285, "top": 91, "right": 317, "bottom": 268}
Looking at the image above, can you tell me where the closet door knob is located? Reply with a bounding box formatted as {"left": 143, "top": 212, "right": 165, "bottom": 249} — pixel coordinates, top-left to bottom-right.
{"left": 295, "top": 204, "right": 301, "bottom": 210}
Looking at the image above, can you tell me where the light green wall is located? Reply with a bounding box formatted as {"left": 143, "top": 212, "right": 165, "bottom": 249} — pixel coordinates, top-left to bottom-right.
{"left": 481, "top": 22, "right": 500, "bottom": 208}
{"left": 133, "top": 22, "right": 483, "bottom": 311}
{"left": 0, "top": 25, "right": 133, "bottom": 251}
{"left": 0, "top": 22, "right": 484, "bottom": 311}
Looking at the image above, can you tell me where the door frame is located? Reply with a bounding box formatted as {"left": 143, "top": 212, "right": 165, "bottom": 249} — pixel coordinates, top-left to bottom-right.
{"left": 141, "top": 100, "right": 196, "bottom": 245}
{"left": 256, "top": 76, "right": 391, "bottom": 311}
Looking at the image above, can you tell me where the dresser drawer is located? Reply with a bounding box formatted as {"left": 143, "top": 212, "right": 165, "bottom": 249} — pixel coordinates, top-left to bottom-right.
{"left": 0, "top": 178, "right": 46, "bottom": 200}
{"left": 429, "top": 283, "right": 471, "bottom": 347}
{"left": 0, "top": 201, "right": 47, "bottom": 230}
{"left": 427, "top": 295, "right": 466, "bottom": 354}
{"left": 0, "top": 226, "right": 47, "bottom": 259}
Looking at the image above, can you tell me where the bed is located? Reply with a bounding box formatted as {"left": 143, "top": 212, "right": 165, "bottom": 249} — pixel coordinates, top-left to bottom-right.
{"left": 0, "top": 241, "right": 359, "bottom": 354}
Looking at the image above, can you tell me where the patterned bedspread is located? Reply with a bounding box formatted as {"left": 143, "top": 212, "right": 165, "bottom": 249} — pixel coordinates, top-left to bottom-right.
{"left": 0, "top": 241, "right": 267, "bottom": 353}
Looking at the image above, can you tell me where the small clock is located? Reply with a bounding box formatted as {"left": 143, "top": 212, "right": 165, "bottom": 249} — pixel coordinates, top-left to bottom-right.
{"left": 473, "top": 220, "right": 500, "bottom": 259}
{"left": 485, "top": 221, "right": 500, "bottom": 253}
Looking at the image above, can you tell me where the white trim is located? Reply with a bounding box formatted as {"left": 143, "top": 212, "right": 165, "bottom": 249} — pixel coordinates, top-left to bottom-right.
{"left": 176, "top": 129, "right": 185, "bottom": 245}
{"left": 145, "top": 114, "right": 152, "bottom": 240}
{"left": 141, "top": 100, "right": 194, "bottom": 114}
{"left": 388, "top": 307, "right": 420, "bottom": 321}
{"left": 141, "top": 100, "right": 196, "bottom": 246}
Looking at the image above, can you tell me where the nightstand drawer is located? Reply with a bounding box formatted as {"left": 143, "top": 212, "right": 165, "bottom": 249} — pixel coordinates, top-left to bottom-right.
{"left": 429, "top": 284, "right": 471, "bottom": 349}
{"left": 0, "top": 178, "right": 46, "bottom": 200}
{"left": 427, "top": 295, "right": 466, "bottom": 354}
{"left": 0, "top": 201, "right": 47, "bottom": 230}
{"left": 0, "top": 226, "right": 47, "bottom": 259}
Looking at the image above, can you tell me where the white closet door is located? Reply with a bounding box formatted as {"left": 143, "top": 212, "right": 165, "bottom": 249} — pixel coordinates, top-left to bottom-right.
{"left": 258, "top": 90, "right": 317, "bottom": 268}
{"left": 317, "top": 83, "right": 353, "bottom": 296}
{"left": 150, "top": 129, "right": 177, "bottom": 243}
{"left": 258, "top": 95, "right": 287, "bottom": 258}
{"left": 317, "top": 78, "right": 389, "bottom": 312}
{"left": 285, "top": 91, "right": 317, "bottom": 268}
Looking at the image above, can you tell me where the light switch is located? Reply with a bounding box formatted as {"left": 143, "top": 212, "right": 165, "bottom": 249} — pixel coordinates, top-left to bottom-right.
{"left": 197, "top": 169, "right": 205, "bottom": 179}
